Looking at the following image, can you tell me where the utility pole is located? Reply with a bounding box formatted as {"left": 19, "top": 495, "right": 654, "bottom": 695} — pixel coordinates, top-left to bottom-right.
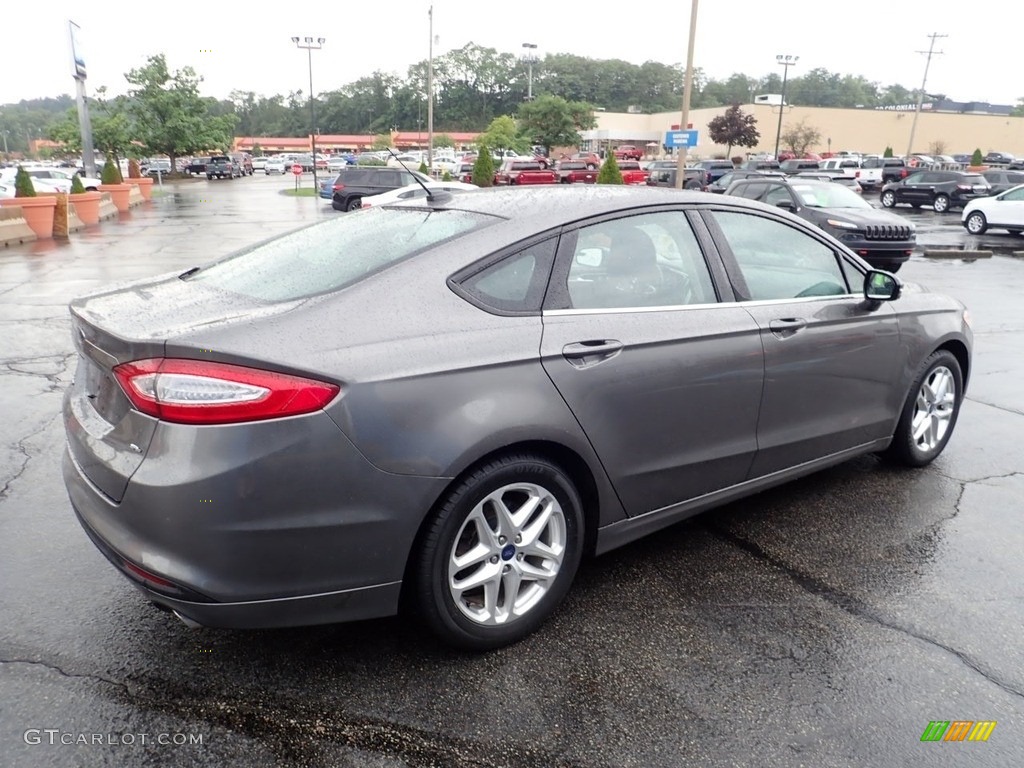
{"left": 906, "top": 33, "right": 946, "bottom": 160}
{"left": 673, "top": 0, "right": 699, "bottom": 189}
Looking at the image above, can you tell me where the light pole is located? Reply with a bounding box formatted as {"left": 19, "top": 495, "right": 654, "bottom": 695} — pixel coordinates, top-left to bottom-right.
{"left": 522, "top": 43, "right": 538, "bottom": 100}
{"left": 673, "top": 0, "right": 699, "bottom": 189}
{"left": 773, "top": 54, "right": 798, "bottom": 160}
{"left": 427, "top": 5, "right": 436, "bottom": 170}
{"left": 291, "top": 36, "right": 325, "bottom": 191}
{"left": 1, "top": 130, "right": 8, "bottom": 156}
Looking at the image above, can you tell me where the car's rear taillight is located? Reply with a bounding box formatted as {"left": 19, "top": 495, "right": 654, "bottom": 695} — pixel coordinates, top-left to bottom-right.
{"left": 956, "top": 184, "right": 973, "bottom": 191}
{"left": 333, "top": 183, "right": 344, "bottom": 191}
{"left": 113, "top": 358, "right": 340, "bottom": 425}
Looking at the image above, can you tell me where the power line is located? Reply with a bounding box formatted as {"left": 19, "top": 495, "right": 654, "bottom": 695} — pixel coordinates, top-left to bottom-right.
{"left": 905, "top": 33, "right": 946, "bottom": 159}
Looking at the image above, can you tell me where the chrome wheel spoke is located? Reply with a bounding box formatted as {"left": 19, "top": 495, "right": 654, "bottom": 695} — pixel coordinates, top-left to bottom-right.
{"left": 447, "top": 480, "right": 568, "bottom": 627}
{"left": 911, "top": 366, "right": 956, "bottom": 452}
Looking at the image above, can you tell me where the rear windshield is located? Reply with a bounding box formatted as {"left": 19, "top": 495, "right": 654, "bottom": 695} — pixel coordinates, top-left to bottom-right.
{"left": 186, "top": 207, "right": 497, "bottom": 302}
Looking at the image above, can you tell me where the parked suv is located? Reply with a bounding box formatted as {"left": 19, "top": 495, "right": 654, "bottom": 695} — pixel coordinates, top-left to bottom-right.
{"left": 230, "top": 153, "right": 254, "bottom": 176}
{"left": 726, "top": 177, "right": 915, "bottom": 272}
{"left": 206, "top": 156, "right": 241, "bottom": 179}
{"left": 880, "top": 170, "right": 992, "bottom": 213}
{"left": 709, "top": 169, "right": 784, "bottom": 194}
{"left": 329, "top": 166, "right": 431, "bottom": 211}
{"left": 694, "top": 159, "right": 736, "bottom": 184}
{"left": 645, "top": 167, "right": 707, "bottom": 190}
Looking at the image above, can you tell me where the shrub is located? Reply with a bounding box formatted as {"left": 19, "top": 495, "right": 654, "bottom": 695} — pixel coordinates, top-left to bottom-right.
{"left": 442, "top": 170, "right": 452, "bottom": 182}
{"left": 883, "top": 146, "right": 894, "bottom": 158}
{"left": 971, "top": 148, "right": 984, "bottom": 165}
{"left": 418, "top": 161, "right": 429, "bottom": 175}
{"left": 14, "top": 166, "right": 36, "bottom": 197}
{"left": 597, "top": 152, "right": 623, "bottom": 184}
{"left": 127, "top": 158, "right": 142, "bottom": 178}
{"left": 100, "top": 158, "right": 123, "bottom": 184}
{"left": 472, "top": 146, "right": 495, "bottom": 187}
{"left": 357, "top": 157, "right": 386, "bottom": 166}
{"left": 70, "top": 173, "right": 86, "bottom": 194}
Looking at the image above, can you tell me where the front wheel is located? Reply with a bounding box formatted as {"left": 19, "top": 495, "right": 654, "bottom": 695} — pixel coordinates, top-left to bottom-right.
{"left": 411, "top": 454, "right": 584, "bottom": 651}
{"left": 933, "top": 194, "right": 951, "bottom": 213}
{"left": 965, "top": 211, "right": 987, "bottom": 235}
{"left": 883, "top": 350, "right": 963, "bottom": 467}
{"left": 880, "top": 190, "right": 897, "bottom": 207}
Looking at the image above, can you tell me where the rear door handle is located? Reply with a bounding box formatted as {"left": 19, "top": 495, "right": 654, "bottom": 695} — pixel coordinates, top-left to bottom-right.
{"left": 562, "top": 340, "right": 623, "bottom": 368}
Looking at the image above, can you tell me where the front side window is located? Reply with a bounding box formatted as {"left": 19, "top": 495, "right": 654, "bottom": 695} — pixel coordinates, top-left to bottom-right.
{"left": 566, "top": 212, "right": 716, "bottom": 310}
{"left": 710, "top": 211, "right": 850, "bottom": 301}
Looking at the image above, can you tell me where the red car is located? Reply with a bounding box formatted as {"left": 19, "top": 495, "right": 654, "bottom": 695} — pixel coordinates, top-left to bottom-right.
{"left": 554, "top": 161, "right": 598, "bottom": 184}
{"left": 570, "top": 152, "right": 602, "bottom": 169}
{"left": 494, "top": 160, "right": 557, "bottom": 185}
{"left": 617, "top": 160, "right": 650, "bottom": 185}
{"left": 613, "top": 145, "right": 643, "bottom": 161}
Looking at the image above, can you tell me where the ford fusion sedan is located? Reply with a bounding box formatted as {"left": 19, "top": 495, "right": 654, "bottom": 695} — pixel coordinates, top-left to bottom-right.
{"left": 63, "top": 186, "right": 972, "bottom": 651}
{"left": 961, "top": 183, "right": 1024, "bottom": 235}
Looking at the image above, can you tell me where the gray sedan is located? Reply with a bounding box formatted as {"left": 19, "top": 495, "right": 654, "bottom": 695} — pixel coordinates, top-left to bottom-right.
{"left": 62, "top": 186, "right": 972, "bottom": 650}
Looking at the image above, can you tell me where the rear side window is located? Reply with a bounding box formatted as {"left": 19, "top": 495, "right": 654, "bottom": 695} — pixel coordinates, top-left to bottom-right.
{"left": 186, "top": 208, "right": 498, "bottom": 302}
{"left": 455, "top": 239, "right": 557, "bottom": 314}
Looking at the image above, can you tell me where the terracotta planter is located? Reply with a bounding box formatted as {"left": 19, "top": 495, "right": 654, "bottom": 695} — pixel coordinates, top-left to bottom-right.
{"left": 0, "top": 195, "right": 57, "bottom": 239}
{"left": 128, "top": 176, "right": 155, "bottom": 200}
{"left": 70, "top": 190, "right": 103, "bottom": 225}
{"left": 98, "top": 183, "right": 133, "bottom": 212}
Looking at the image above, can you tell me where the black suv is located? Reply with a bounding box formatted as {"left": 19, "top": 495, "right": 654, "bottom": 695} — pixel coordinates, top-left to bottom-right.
{"left": 726, "top": 177, "right": 916, "bottom": 272}
{"left": 694, "top": 159, "right": 736, "bottom": 183}
{"left": 880, "top": 170, "right": 991, "bottom": 213}
{"left": 330, "top": 167, "right": 431, "bottom": 211}
{"left": 644, "top": 166, "right": 707, "bottom": 190}
{"left": 708, "top": 169, "right": 784, "bottom": 194}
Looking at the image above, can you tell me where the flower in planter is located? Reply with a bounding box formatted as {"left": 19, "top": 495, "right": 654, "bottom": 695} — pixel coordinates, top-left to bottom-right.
{"left": 14, "top": 166, "right": 37, "bottom": 197}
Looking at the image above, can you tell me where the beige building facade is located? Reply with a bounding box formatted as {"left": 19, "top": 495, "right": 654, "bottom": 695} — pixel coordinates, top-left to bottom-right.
{"left": 585, "top": 104, "right": 1024, "bottom": 159}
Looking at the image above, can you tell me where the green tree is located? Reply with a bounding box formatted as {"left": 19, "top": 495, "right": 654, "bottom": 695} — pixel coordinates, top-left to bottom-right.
{"left": 125, "top": 54, "right": 237, "bottom": 172}
{"left": 472, "top": 145, "right": 495, "bottom": 187}
{"left": 707, "top": 104, "right": 760, "bottom": 157}
{"left": 70, "top": 173, "right": 86, "bottom": 194}
{"left": 435, "top": 133, "right": 455, "bottom": 148}
{"left": 780, "top": 118, "right": 823, "bottom": 156}
{"left": 477, "top": 115, "right": 527, "bottom": 156}
{"left": 372, "top": 133, "right": 391, "bottom": 150}
{"left": 597, "top": 152, "right": 623, "bottom": 184}
{"left": 971, "top": 148, "right": 984, "bottom": 165}
{"left": 100, "top": 157, "right": 123, "bottom": 184}
{"left": 883, "top": 146, "right": 894, "bottom": 158}
{"left": 517, "top": 94, "right": 596, "bottom": 155}
{"left": 14, "top": 166, "right": 36, "bottom": 197}
{"left": 1012, "top": 97, "right": 1024, "bottom": 118}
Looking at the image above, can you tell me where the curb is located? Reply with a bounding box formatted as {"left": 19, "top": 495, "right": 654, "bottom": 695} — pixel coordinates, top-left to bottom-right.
{"left": 922, "top": 249, "right": 993, "bottom": 259}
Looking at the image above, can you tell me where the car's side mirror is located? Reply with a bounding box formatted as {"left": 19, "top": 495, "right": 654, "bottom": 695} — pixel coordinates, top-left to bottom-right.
{"left": 864, "top": 270, "right": 901, "bottom": 301}
{"left": 775, "top": 199, "right": 795, "bottom": 209}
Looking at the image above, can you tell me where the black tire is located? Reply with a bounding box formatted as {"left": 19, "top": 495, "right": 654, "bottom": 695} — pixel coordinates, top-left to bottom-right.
{"left": 880, "top": 190, "right": 896, "bottom": 207}
{"left": 933, "top": 194, "right": 950, "bottom": 213}
{"left": 206, "top": 174, "right": 213, "bottom": 180}
{"left": 411, "top": 454, "right": 584, "bottom": 651}
{"left": 345, "top": 197, "right": 362, "bottom": 212}
{"left": 965, "top": 211, "right": 988, "bottom": 235}
{"left": 883, "top": 350, "right": 963, "bottom": 467}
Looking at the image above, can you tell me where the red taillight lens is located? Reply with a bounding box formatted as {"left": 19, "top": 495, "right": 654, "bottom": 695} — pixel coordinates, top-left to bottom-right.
{"left": 333, "top": 183, "right": 344, "bottom": 191}
{"left": 113, "top": 358, "right": 340, "bottom": 425}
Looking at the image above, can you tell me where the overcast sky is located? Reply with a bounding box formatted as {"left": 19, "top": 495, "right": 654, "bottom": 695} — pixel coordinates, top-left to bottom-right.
{"left": 2, "top": 0, "right": 1019, "bottom": 108}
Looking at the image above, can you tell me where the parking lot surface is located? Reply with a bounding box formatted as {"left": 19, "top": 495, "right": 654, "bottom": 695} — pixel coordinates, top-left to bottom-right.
{"left": 1, "top": 175, "right": 1023, "bottom": 767}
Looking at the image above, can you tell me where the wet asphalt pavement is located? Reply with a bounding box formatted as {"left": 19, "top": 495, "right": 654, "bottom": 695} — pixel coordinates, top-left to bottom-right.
{"left": 1, "top": 175, "right": 1022, "bottom": 767}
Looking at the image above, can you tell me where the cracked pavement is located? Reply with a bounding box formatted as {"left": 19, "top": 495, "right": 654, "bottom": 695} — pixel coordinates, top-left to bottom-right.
{"left": 1, "top": 177, "right": 1022, "bottom": 767}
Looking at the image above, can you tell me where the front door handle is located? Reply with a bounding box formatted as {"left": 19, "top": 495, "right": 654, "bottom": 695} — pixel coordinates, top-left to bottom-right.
{"left": 769, "top": 318, "right": 807, "bottom": 338}
{"left": 562, "top": 340, "right": 623, "bottom": 368}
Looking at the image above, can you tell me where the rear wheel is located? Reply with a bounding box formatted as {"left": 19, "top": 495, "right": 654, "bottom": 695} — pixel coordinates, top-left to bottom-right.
{"left": 345, "top": 197, "right": 362, "bottom": 212}
{"left": 965, "top": 211, "right": 988, "bottom": 235}
{"left": 880, "top": 190, "right": 896, "bottom": 207}
{"left": 933, "top": 194, "right": 950, "bottom": 213}
{"left": 883, "top": 350, "right": 963, "bottom": 467}
{"left": 411, "top": 454, "right": 584, "bottom": 650}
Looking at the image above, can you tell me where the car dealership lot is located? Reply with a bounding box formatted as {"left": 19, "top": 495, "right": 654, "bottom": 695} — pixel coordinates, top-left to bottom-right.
{"left": 1, "top": 175, "right": 1023, "bottom": 767}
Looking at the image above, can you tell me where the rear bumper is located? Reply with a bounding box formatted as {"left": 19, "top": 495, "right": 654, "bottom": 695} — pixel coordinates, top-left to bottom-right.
{"left": 63, "top": 410, "right": 450, "bottom": 629}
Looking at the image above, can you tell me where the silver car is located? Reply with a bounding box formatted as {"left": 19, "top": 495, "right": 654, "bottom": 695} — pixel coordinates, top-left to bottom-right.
{"left": 63, "top": 186, "right": 972, "bottom": 650}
